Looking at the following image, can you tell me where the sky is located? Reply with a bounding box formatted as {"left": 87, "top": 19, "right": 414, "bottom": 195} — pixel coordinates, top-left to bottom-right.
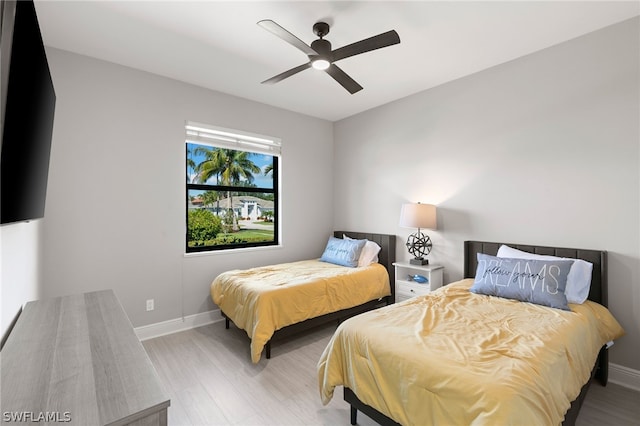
{"left": 186, "top": 143, "right": 274, "bottom": 189}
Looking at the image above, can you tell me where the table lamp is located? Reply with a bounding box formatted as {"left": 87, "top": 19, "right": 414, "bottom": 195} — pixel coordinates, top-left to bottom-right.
{"left": 399, "top": 202, "right": 436, "bottom": 265}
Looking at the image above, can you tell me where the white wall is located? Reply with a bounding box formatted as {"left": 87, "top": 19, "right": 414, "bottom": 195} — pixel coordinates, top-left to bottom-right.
{"left": 42, "top": 48, "right": 334, "bottom": 328}
{"left": 0, "top": 220, "right": 43, "bottom": 341}
{"left": 334, "top": 18, "right": 639, "bottom": 371}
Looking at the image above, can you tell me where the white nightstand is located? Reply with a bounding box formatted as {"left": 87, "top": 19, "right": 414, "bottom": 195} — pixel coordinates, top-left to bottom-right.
{"left": 393, "top": 262, "right": 444, "bottom": 303}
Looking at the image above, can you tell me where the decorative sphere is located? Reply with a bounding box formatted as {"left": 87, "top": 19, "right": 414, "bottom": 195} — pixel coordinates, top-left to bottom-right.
{"left": 406, "top": 233, "right": 432, "bottom": 259}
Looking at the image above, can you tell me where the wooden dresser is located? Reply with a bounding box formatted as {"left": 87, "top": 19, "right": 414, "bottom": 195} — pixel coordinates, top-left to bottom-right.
{"left": 1, "top": 290, "right": 170, "bottom": 425}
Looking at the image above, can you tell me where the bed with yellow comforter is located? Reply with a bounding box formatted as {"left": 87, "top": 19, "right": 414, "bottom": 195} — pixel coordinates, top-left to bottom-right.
{"left": 318, "top": 279, "right": 624, "bottom": 425}
{"left": 211, "top": 259, "right": 390, "bottom": 363}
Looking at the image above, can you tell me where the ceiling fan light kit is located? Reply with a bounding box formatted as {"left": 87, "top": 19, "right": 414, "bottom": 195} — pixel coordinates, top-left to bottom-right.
{"left": 311, "top": 59, "right": 330, "bottom": 70}
{"left": 258, "top": 19, "right": 400, "bottom": 94}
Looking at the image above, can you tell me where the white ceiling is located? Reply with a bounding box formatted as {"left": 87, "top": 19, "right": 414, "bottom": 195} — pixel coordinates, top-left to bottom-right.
{"left": 35, "top": 1, "right": 639, "bottom": 122}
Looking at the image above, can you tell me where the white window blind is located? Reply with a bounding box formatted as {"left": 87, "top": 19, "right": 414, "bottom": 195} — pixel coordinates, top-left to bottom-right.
{"left": 185, "top": 121, "right": 281, "bottom": 156}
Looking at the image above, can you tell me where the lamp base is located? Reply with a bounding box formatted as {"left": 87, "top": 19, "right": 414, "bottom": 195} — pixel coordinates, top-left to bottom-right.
{"left": 410, "top": 258, "right": 429, "bottom": 265}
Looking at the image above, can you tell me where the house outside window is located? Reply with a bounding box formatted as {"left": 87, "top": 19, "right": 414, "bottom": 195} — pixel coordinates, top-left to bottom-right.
{"left": 185, "top": 122, "right": 280, "bottom": 253}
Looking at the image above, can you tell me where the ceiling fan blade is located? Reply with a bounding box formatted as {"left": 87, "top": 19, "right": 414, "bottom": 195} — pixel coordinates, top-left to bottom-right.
{"left": 261, "top": 63, "right": 311, "bottom": 85}
{"left": 325, "top": 64, "right": 363, "bottom": 94}
{"left": 332, "top": 30, "right": 400, "bottom": 63}
{"left": 258, "top": 20, "right": 317, "bottom": 56}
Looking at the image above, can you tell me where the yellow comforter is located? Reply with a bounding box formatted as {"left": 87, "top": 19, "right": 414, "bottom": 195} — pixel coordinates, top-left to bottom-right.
{"left": 318, "top": 279, "right": 624, "bottom": 425}
{"left": 211, "top": 260, "right": 390, "bottom": 363}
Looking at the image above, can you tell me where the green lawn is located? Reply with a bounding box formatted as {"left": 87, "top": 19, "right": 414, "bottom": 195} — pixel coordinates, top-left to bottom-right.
{"left": 188, "top": 225, "right": 274, "bottom": 248}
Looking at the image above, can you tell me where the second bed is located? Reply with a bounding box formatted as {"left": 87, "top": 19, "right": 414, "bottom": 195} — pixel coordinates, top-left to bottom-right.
{"left": 318, "top": 240, "right": 625, "bottom": 425}
{"left": 211, "top": 231, "right": 396, "bottom": 363}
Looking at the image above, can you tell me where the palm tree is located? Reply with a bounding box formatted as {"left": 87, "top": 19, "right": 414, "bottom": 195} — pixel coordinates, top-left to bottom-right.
{"left": 264, "top": 162, "right": 273, "bottom": 177}
{"left": 202, "top": 191, "right": 218, "bottom": 208}
{"left": 186, "top": 146, "right": 197, "bottom": 183}
{"left": 194, "top": 146, "right": 225, "bottom": 216}
{"left": 193, "top": 146, "right": 225, "bottom": 184}
{"left": 194, "top": 147, "right": 260, "bottom": 231}
{"left": 220, "top": 150, "right": 261, "bottom": 231}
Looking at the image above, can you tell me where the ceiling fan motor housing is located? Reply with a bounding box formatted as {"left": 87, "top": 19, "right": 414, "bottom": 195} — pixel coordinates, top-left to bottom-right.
{"left": 311, "top": 39, "right": 332, "bottom": 57}
{"left": 310, "top": 28, "right": 332, "bottom": 67}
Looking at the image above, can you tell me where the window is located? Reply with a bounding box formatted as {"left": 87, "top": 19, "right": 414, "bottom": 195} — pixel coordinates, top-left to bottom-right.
{"left": 185, "top": 122, "right": 280, "bottom": 253}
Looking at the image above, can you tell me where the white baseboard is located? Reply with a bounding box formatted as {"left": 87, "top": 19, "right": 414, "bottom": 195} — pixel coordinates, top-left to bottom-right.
{"left": 609, "top": 363, "right": 640, "bottom": 392}
{"left": 135, "top": 309, "right": 222, "bottom": 341}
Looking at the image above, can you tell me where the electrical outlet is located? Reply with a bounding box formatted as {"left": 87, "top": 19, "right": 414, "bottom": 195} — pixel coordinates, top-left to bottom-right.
{"left": 146, "top": 299, "right": 154, "bottom": 311}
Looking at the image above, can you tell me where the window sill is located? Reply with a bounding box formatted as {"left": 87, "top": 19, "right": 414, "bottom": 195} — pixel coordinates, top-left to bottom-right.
{"left": 183, "top": 244, "right": 284, "bottom": 258}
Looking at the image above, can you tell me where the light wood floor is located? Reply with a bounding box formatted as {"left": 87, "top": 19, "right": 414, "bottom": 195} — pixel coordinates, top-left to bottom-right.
{"left": 143, "top": 321, "right": 640, "bottom": 426}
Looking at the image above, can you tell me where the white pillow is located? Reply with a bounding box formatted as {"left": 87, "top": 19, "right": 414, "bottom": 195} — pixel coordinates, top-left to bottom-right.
{"left": 343, "top": 235, "right": 381, "bottom": 267}
{"left": 496, "top": 245, "right": 593, "bottom": 304}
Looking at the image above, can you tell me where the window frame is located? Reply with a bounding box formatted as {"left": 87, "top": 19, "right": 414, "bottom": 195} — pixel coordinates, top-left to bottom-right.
{"left": 185, "top": 122, "right": 281, "bottom": 254}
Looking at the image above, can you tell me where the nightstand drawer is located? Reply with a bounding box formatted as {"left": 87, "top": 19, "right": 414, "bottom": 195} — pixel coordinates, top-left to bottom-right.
{"left": 396, "top": 281, "right": 431, "bottom": 302}
{"left": 396, "top": 281, "right": 432, "bottom": 298}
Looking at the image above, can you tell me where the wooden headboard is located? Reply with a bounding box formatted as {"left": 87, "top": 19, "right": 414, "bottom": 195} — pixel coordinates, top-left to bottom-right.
{"left": 335, "top": 231, "right": 396, "bottom": 301}
{"left": 463, "top": 240, "right": 607, "bottom": 307}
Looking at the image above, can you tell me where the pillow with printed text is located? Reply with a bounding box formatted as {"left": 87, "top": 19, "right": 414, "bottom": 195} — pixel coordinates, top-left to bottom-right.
{"left": 496, "top": 245, "right": 593, "bottom": 304}
{"left": 470, "top": 253, "right": 574, "bottom": 310}
{"left": 320, "top": 236, "right": 366, "bottom": 268}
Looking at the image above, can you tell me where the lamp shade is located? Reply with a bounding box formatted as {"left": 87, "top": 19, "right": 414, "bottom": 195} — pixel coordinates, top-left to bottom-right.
{"left": 399, "top": 203, "right": 437, "bottom": 230}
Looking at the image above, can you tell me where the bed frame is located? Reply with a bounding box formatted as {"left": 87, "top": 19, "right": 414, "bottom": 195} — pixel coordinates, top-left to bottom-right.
{"left": 344, "top": 240, "right": 608, "bottom": 426}
{"left": 222, "top": 230, "right": 396, "bottom": 359}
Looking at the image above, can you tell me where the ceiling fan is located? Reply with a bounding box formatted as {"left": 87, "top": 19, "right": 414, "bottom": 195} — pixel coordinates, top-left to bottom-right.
{"left": 258, "top": 20, "right": 400, "bottom": 94}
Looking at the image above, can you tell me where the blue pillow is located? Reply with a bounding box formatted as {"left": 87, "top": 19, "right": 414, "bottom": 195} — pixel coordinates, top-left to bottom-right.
{"left": 320, "top": 236, "right": 366, "bottom": 268}
{"left": 469, "top": 253, "right": 573, "bottom": 310}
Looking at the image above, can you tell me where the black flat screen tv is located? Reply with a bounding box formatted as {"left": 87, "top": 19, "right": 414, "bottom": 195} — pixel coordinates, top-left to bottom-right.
{"left": 1, "top": 0, "right": 56, "bottom": 224}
